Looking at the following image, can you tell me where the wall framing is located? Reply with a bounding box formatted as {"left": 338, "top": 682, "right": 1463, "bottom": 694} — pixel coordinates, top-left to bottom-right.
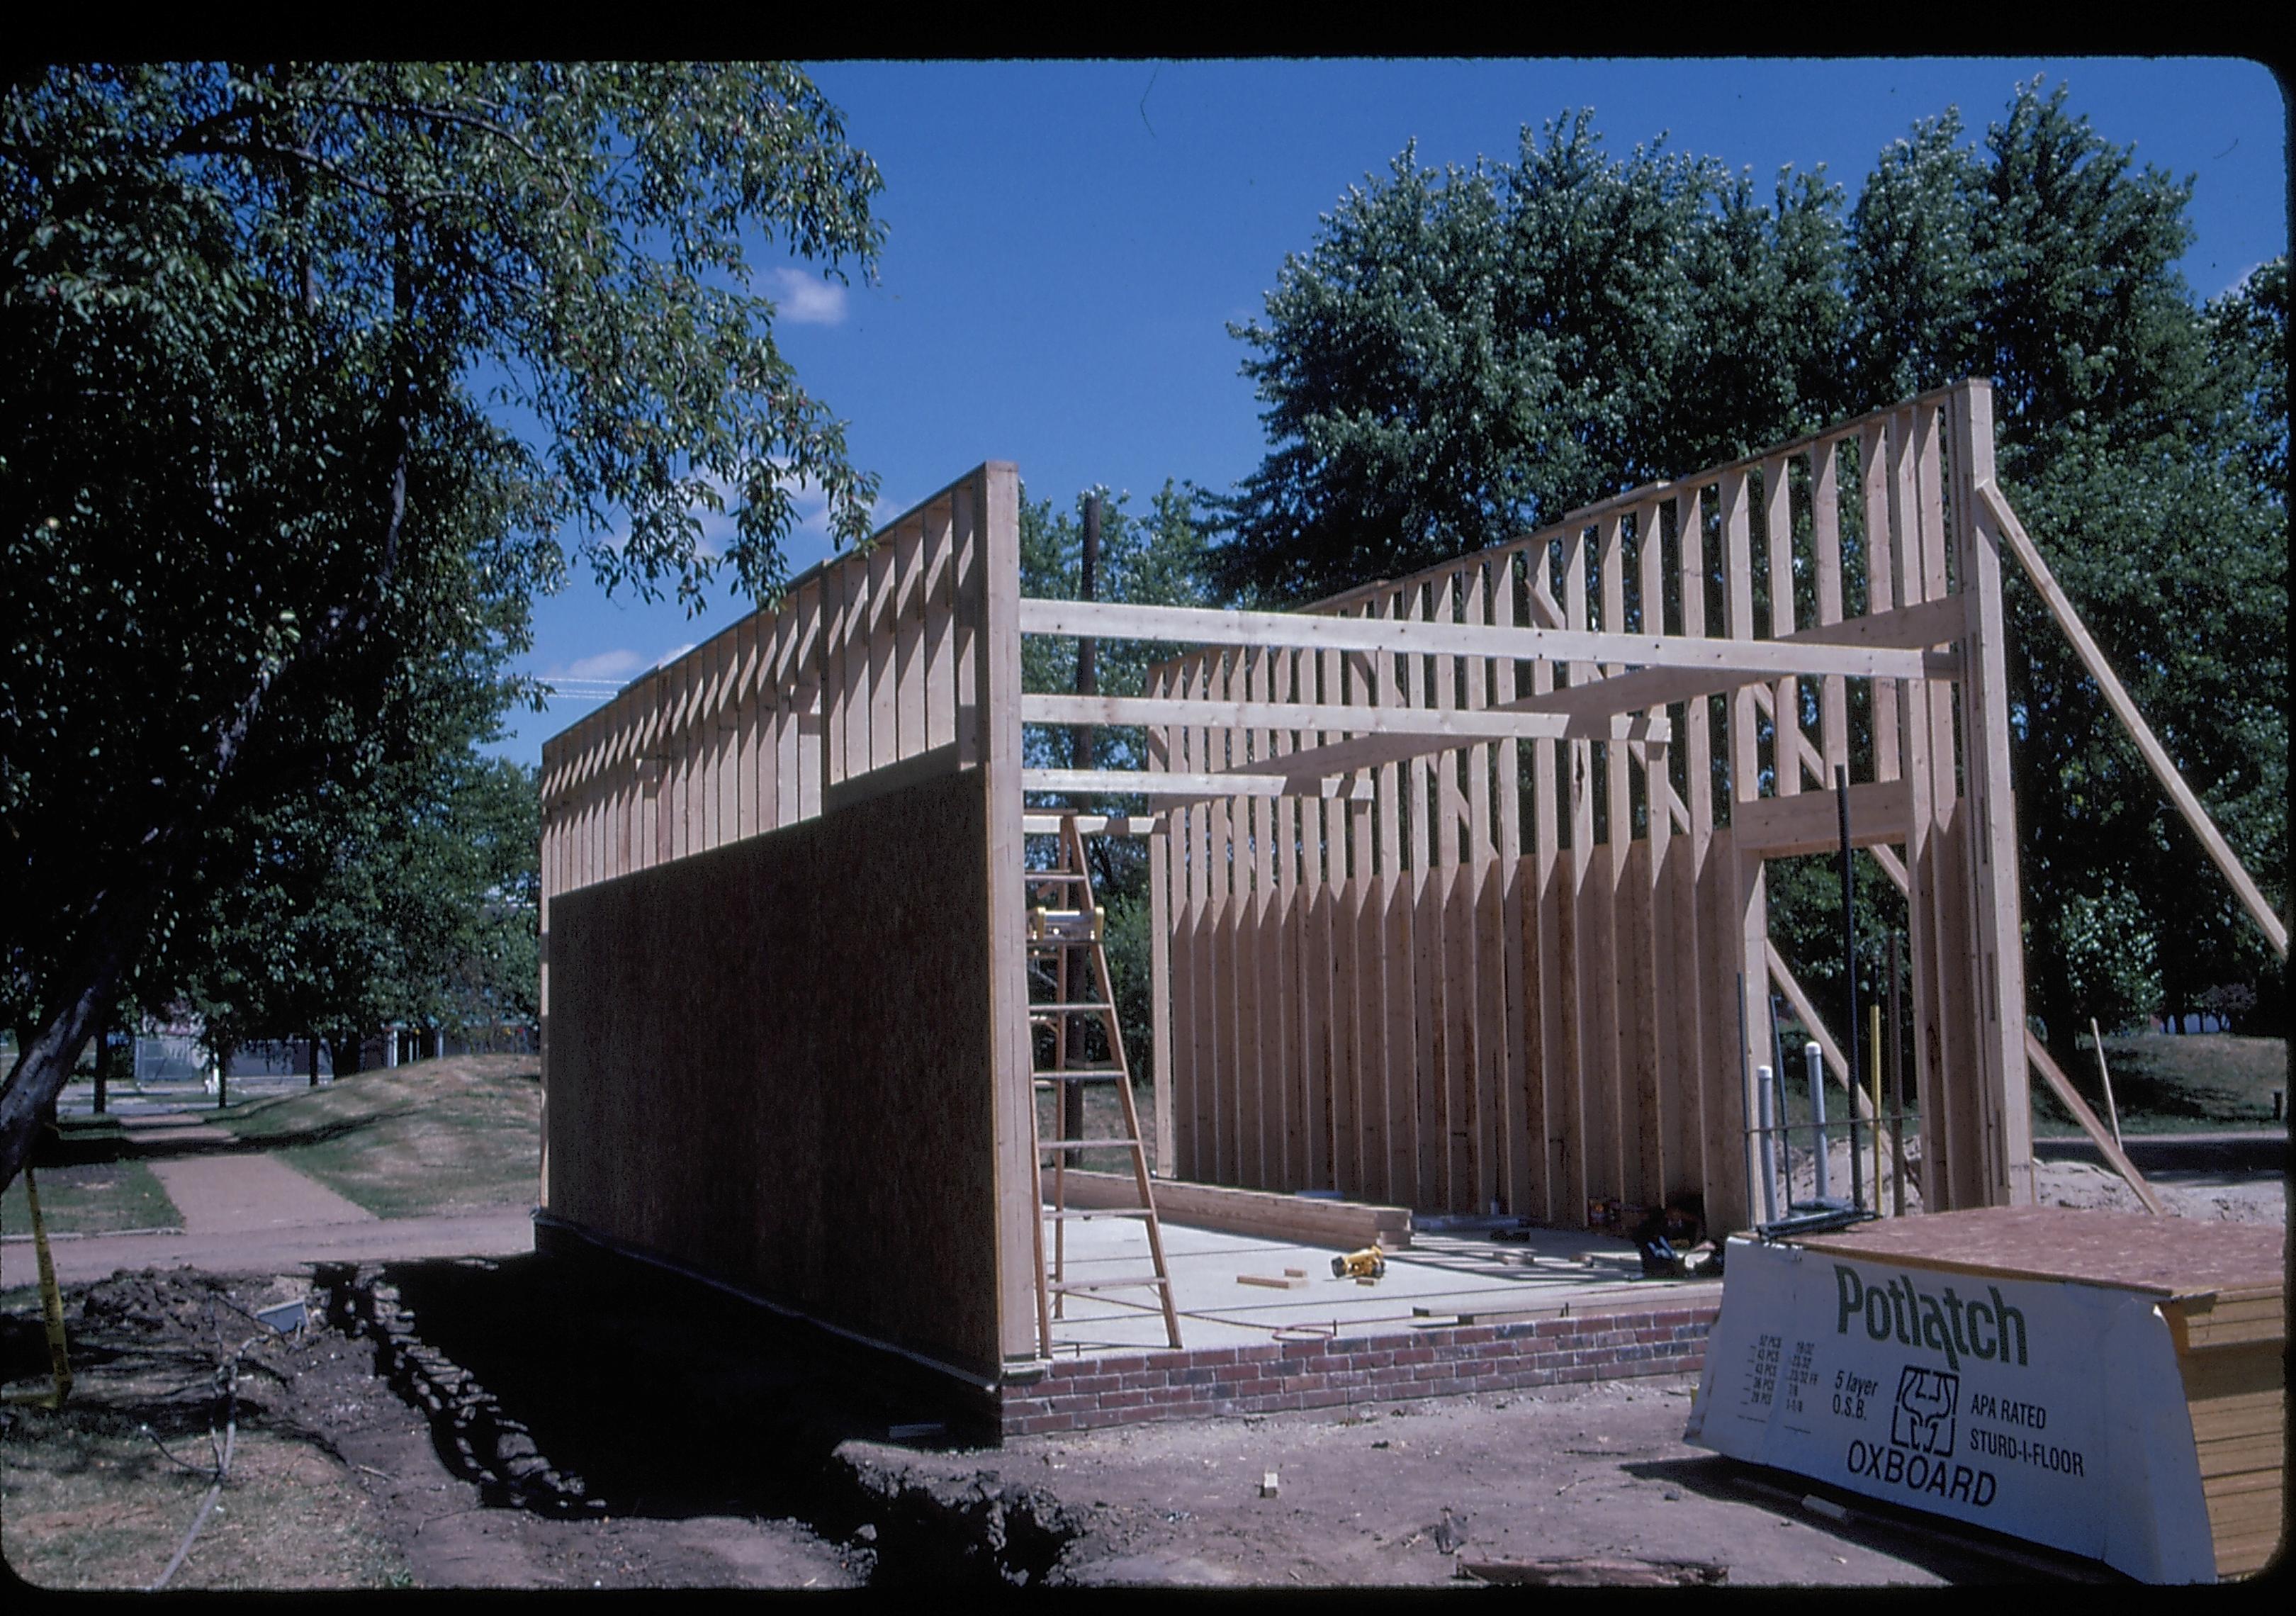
{"left": 539, "top": 381, "right": 2222, "bottom": 1384}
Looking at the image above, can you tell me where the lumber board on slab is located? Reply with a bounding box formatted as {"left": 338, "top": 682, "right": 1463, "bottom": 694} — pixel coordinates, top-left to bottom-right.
{"left": 1047, "top": 1168, "right": 1412, "bottom": 1248}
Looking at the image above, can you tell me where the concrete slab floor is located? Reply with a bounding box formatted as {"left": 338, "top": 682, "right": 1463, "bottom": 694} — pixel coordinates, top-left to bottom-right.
{"left": 1037, "top": 1212, "right": 1722, "bottom": 1359}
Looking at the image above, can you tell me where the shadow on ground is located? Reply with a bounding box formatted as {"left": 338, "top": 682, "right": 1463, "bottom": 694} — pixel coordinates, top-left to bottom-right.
{"left": 1621, "top": 1455, "right": 2124, "bottom": 1583}
{"left": 30, "top": 1111, "right": 424, "bottom": 1169}
{"left": 303, "top": 1249, "right": 1072, "bottom": 1586}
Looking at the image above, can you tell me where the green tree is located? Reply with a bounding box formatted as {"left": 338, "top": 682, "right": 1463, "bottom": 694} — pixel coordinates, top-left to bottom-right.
{"left": 1210, "top": 81, "right": 2287, "bottom": 1069}
{"left": 1204, "top": 113, "right": 1853, "bottom": 605}
{"left": 1844, "top": 84, "right": 2286, "bottom": 1048}
{"left": 1, "top": 63, "right": 884, "bottom": 1189}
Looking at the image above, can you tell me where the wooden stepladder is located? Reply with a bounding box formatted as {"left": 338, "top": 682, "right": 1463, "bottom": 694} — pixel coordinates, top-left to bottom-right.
{"left": 1026, "top": 814, "right": 1183, "bottom": 1355}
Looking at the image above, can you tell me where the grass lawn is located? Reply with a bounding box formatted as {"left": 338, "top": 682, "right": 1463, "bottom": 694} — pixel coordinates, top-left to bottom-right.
{"left": 2032, "top": 1033, "right": 2288, "bottom": 1135}
{"left": 1, "top": 1157, "right": 180, "bottom": 1243}
{"left": 212, "top": 1054, "right": 542, "bottom": 1219}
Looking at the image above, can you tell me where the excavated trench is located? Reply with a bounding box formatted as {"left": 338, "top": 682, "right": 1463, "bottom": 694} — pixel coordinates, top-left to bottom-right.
{"left": 308, "top": 1255, "right": 1076, "bottom": 1588}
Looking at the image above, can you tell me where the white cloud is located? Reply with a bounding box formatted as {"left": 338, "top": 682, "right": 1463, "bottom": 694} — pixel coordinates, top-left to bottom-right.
{"left": 654, "top": 642, "right": 697, "bottom": 668}
{"left": 558, "top": 648, "right": 646, "bottom": 682}
{"left": 767, "top": 266, "right": 849, "bottom": 326}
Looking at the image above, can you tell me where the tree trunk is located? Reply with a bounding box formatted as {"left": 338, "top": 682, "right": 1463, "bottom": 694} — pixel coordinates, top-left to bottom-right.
{"left": 0, "top": 871, "right": 164, "bottom": 1191}
{"left": 308, "top": 1033, "right": 321, "bottom": 1087}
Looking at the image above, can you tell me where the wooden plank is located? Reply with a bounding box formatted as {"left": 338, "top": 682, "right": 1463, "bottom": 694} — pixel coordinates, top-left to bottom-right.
{"left": 1208, "top": 653, "right": 1237, "bottom": 1188}
{"left": 923, "top": 496, "right": 957, "bottom": 753}
{"left": 1920, "top": 412, "right": 2002, "bottom": 1208}
{"left": 1049, "top": 1168, "right": 1412, "bottom": 1249}
{"left": 1886, "top": 409, "right": 1952, "bottom": 1211}
{"left": 2196, "top": 1436, "right": 2284, "bottom": 1481}
{"left": 974, "top": 462, "right": 1037, "bottom": 1364}
{"left": 1015, "top": 691, "right": 1666, "bottom": 740}
{"left": 1295, "top": 384, "right": 1976, "bottom": 617}
{"left": 1465, "top": 561, "right": 1502, "bottom": 1215}
{"left": 1811, "top": 437, "right": 1849, "bottom": 778}
{"left": 1660, "top": 496, "right": 1711, "bottom": 1208}
{"left": 1861, "top": 419, "right": 1899, "bottom": 784}
{"left": 1148, "top": 663, "right": 1176, "bottom": 1177}
{"left": 851, "top": 545, "right": 883, "bottom": 778}
{"left": 952, "top": 479, "right": 980, "bottom": 771}
{"left": 1431, "top": 577, "right": 1470, "bottom": 1211}
{"left": 710, "top": 629, "right": 733, "bottom": 851}
{"left": 893, "top": 514, "right": 926, "bottom": 762}
{"left": 1763, "top": 455, "right": 1799, "bottom": 799}
{"left": 1351, "top": 628, "right": 1383, "bottom": 1201}
{"left": 1176, "top": 657, "right": 1205, "bottom": 1180}
{"left": 824, "top": 556, "right": 855, "bottom": 801}
{"left": 1022, "top": 813, "right": 1162, "bottom": 836}
{"left": 670, "top": 654, "right": 694, "bottom": 861}
{"left": 1019, "top": 768, "right": 1375, "bottom": 800}
{"left": 1734, "top": 778, "right": 1915, "bottom": 858}
{"left": 1636, "top": 503, "right": 1684, "bottom": 1203}
{"left": 1620, "top": 835, "right": 1660, "bottom": 1206}
{"left": 1920, "top": 400, "right": 2017, "bottom": 1206}
{"left": 1493, "top": 553, "right": 1531, "bottom": 1220}
{"left": 1721, "top": 469, "right": 1758, "bottom": 812}
{"left": 1317, "top": 649, "right": 1350, "bottom": 1193}
{"left": 1531, "top": 542, "right": 1569, "bottom": 1225}
{"left": 1376, "top": 594, "right": 1412, "bottom": 1207}
{"left": 1016, "top": 597, "right": 1939, "bottom": 681}
{"left": 1273, "top": 648, "right": 1305, "bottom": 1189}
{"left": 1407, "top": 586, "right": 1444, "bottom": 1209}
{"left": 1979, "top": 481, "right": 2285, "bottom": 958}
{"left": 735, "top": 615, "right": 762, "bottom": 841}
{"left": 1243, "top": 646, "right": 1273, "bottom": 1188}
{"left": 1292, "top": 645, "right": 1329, "bottom": 1192}
{"left": 785, "top": 583, "right": 814, "bottom": 824}
{"left": 1497, "top": 588, "right": 1961, "bottom": 730}
{"left": 1597, "top": 515, "right": 1636, "bottom": 1205}
{"left": 2188, "top": 1391, "right": 2285, "bottom": 1443}
{"left": 2176, "top": 1340, "right": 2286, "bottom": 1404}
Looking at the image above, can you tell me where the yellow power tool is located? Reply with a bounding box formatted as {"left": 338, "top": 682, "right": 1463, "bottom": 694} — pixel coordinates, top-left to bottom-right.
{"left": 1329, "top": 1247, "right": 1387, "bottom": 1281}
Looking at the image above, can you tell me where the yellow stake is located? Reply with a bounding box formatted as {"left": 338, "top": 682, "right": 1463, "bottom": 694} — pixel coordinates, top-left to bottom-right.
{"left": 4, "top": 1166, "right": 73, "bottom": 1408}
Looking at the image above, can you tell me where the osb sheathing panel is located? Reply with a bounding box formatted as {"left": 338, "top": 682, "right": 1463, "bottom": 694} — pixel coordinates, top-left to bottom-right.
{"left": 546, "top": 765, "right": 1001, "bottom": 1379}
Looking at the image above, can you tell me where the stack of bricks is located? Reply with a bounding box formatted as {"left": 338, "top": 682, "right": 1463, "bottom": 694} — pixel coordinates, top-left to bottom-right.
{"left": 1000, "top": 1301, "right": 1719, "bottom": 1436}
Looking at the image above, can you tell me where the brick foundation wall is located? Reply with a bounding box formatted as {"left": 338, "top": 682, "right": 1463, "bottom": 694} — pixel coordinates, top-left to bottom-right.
{"left": 999, "top": 1301, "right": 1719, "bottom": 1437}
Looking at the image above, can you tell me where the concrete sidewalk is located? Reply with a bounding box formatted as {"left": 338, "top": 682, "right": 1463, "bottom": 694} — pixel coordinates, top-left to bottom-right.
{"left": 8, "top": 1208, "right": 536, "bottom": 1289}
{"left": 147, "top": 1152, "right": 377, "bottom": 1235}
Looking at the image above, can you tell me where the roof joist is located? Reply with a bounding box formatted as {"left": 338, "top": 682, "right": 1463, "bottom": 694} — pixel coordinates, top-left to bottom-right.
{"left": 1016, "top": 597, "right": 1958, "bottom": 683}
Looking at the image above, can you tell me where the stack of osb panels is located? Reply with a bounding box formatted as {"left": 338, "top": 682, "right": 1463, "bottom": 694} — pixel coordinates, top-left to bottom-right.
{"left": 1796, "top": 1206, "right": 2284, "bottom": 1581}
{"left": 2163, "top": 1276, "right": 2285, "bottom": 1577}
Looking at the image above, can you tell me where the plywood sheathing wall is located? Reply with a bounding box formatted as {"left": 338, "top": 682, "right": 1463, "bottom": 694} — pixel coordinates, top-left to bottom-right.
{"left": 538, "top": 464, "right": 1037, "bottom": 1376}
{"left": 546, "top": 768, "right": 1001, "bottom": 1374}
{"left": 1148, "top": 381, "right": 2030, "bottom": 1233}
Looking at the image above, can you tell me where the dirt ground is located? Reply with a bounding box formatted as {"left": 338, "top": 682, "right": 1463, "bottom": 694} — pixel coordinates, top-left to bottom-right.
{"left": 2, "top": 1081, "right": 2280, "bottom": 1590}
{"left": 6, "top": 1245, "right": 2151, "bottom": 1590}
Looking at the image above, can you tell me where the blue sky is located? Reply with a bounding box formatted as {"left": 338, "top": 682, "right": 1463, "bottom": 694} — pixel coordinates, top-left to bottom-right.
{"left": 492, "top": 56, "right": 2288, "bottom": 770}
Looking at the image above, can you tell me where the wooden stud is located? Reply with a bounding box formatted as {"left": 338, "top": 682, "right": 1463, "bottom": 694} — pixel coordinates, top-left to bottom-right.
{"left": 976, "top": 462, "right": 1035, "bottom": 1364}
{"left": 1862, "top": 419, "right": 1899, "bottom": 785}
{"left": 894, "top": 514, "right": 927, "bottom": 763}
{"left": 1811, "top": 437, "right": 1849, "bottom": 779}
{"left": 1763, "top": 455, "right": 1799, "bottom": 799}
{"left": 1148, "top": 661, "right": 1176, "bottom": 1177}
